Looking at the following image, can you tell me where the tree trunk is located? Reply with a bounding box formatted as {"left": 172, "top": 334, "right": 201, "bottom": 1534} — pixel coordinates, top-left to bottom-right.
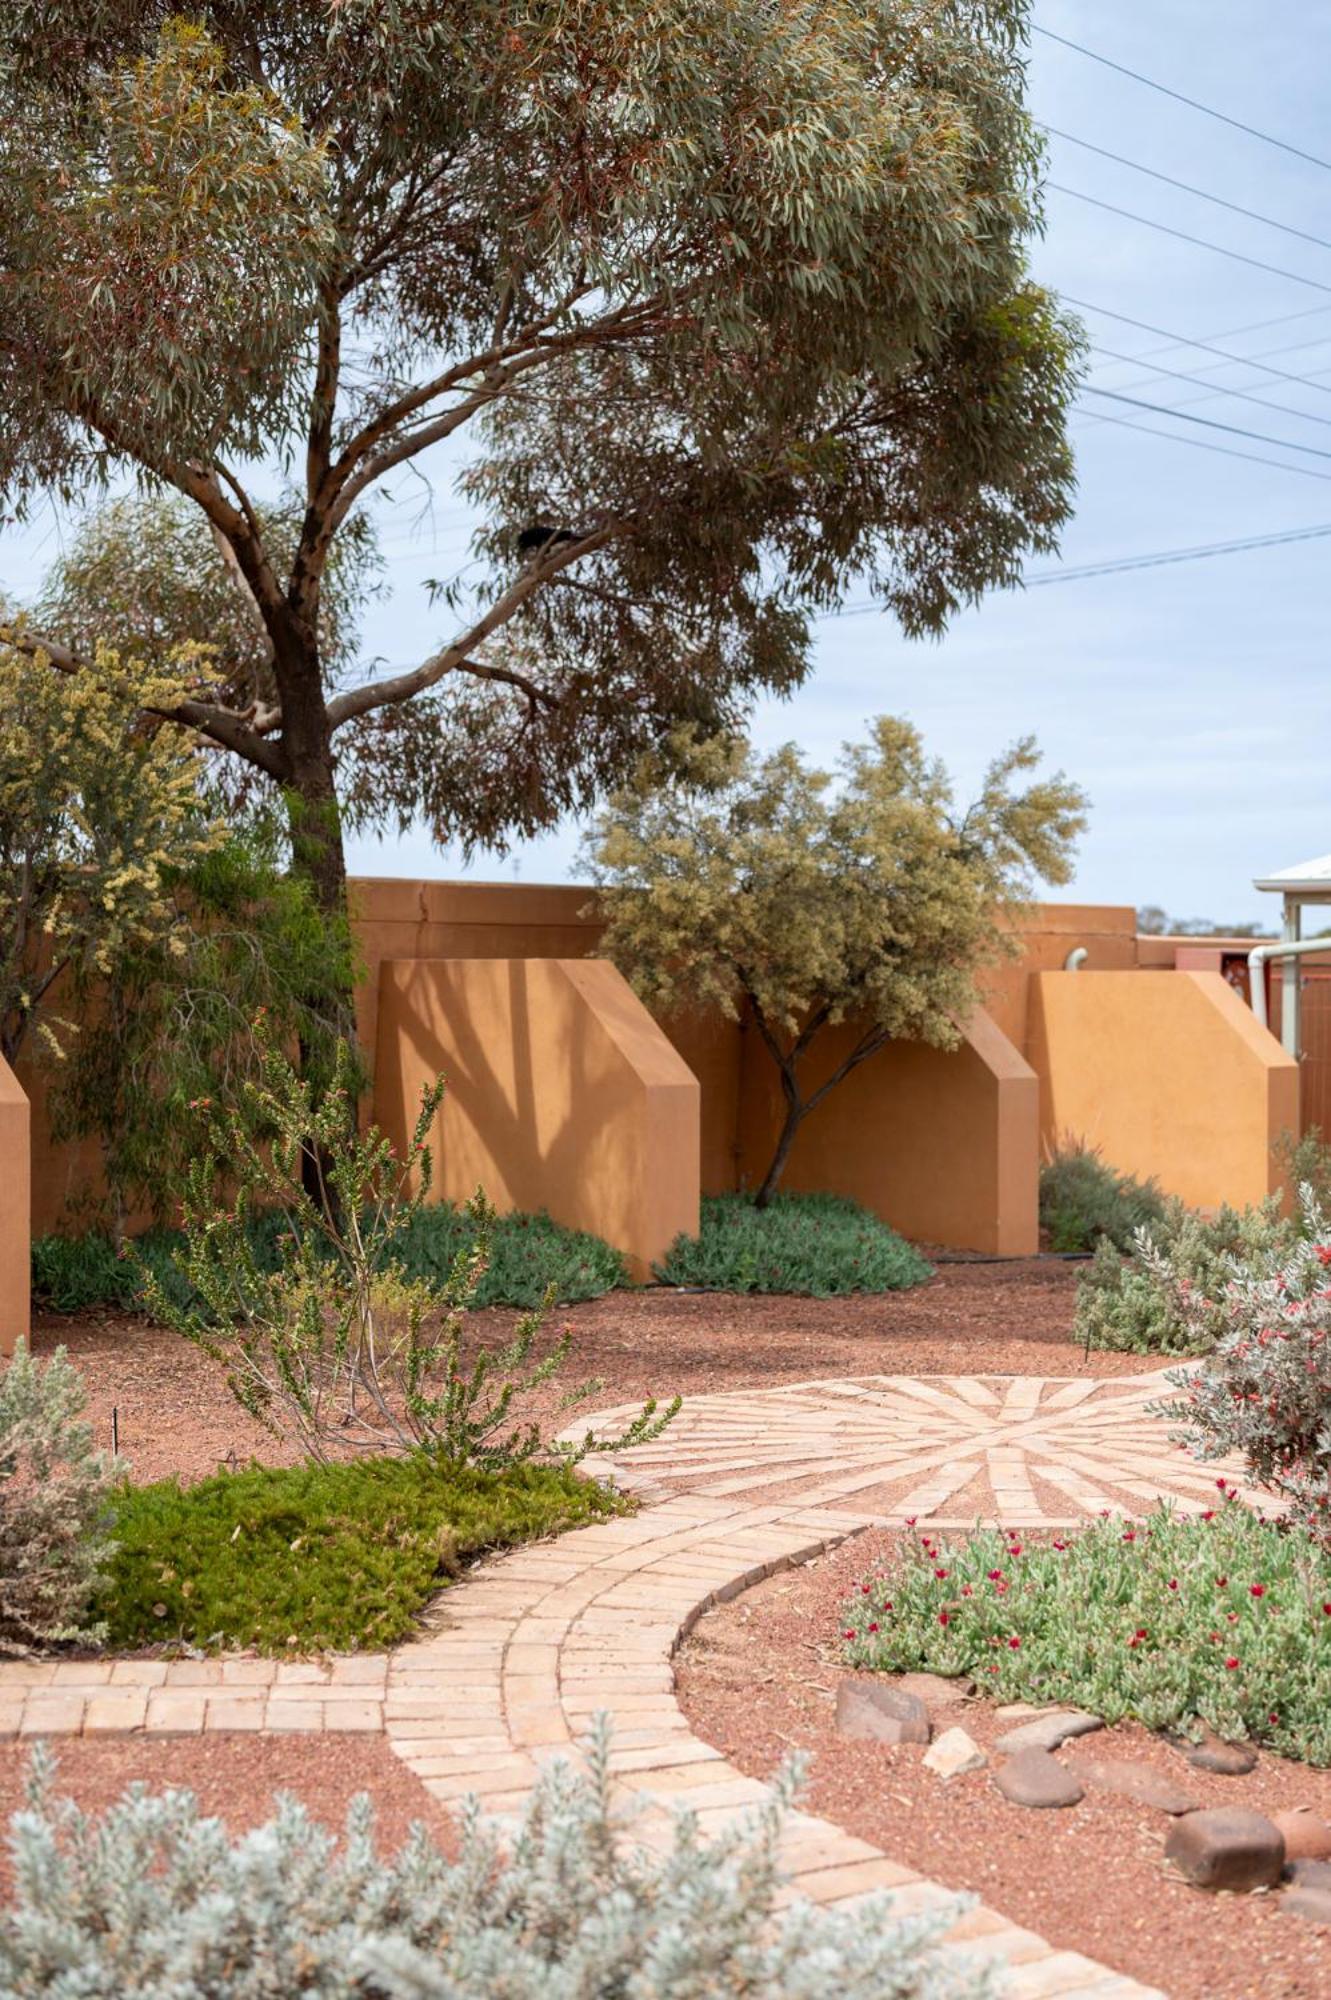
{"left": 752, "top": 1089, "right": 808, "bottom": 1208}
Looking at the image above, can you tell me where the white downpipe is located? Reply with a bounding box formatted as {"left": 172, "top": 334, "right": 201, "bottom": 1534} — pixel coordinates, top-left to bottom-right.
{"left": 1063, "top": 947, "right": 1089, "bottom": 971}
{"left": 1247, "top": 936, "right": 1329, "bottom": 1038}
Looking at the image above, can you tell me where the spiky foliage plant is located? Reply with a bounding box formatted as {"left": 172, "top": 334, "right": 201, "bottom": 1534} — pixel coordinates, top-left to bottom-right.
{"left": 0, "top": 1344, "right": 116, "bottom": 1656}
{"left": 1073, "top": 1196, "right": 1298, "bottom": 1357}
{"left": 1038, "top": 1137, "right": 1167, "bottom": 1254}
{"left": 144, "top": 1026, "right": 676, "bottom": 1465}
{"left": 0, "top": 1722, "right": 991, "bottom": 1999}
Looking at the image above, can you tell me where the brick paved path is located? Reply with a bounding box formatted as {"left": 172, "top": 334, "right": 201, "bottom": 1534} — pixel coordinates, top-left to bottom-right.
{"left": 0, "top": 1370, "right": 1220, "bottom": 2000}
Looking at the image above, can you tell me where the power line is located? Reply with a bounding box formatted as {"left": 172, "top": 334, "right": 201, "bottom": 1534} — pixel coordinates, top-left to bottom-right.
{"left": 1049, "top": 184, "right": 1331, "bottom": 294}
{"left": 1084, "top": 386, "right": 1331, "bottom": 461}
{"left": 1034, "top": 27, "right": 1331, "bottom": 174}
{"left": 1079, "top": 406, "right": 1331, "bottom": 485}
{"left": 1087, "top": 343, "right": 1331, "bottom": 434}
{"left": 1068, "top": 297, "right": 1331, "bottom": 401}
{"left": 1047, "top": 129, "right": 1331, "bottom": 254}
{"left": 1026, "top": 520, "right": 1331, "bottom": 584}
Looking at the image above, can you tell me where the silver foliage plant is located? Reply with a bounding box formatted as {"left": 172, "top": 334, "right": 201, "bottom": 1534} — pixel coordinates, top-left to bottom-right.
{"left": 1152, "top": 1185, "right": 1331, "bottom": 1542}
{"left": 1, "top": 1722, "right": 991, "bottom": 2000}
{"left": 0, "top": 1342, "right": 116, "bottom": 1656}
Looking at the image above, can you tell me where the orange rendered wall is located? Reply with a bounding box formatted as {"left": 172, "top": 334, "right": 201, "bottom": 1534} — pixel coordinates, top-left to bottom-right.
{"left": 373, "top": 957, "right": 700, "bottom": 1279}
{"left": 735, "top": 1009, "right": 1040, "bottom": 1256}
{"left": 0, "top": 1060, "right": 30, "bottom": 1356}
{"left": 1027, "top": 970, "right": 1299, "bottom": 1211}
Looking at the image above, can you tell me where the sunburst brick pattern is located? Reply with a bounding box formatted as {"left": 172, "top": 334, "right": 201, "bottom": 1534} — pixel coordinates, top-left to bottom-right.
{"left": 573, "top": 1370, "right": 1255, "bottom": 1527}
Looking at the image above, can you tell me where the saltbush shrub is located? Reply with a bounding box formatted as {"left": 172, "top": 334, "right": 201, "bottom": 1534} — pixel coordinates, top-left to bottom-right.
{"left": 1038, "top": 1137, "right": 1167, "bottom": 1253}
{"left": 844, "top": 1499, "right": 1331, "bottom": 1765}
{"left": 99, "top": 1455, "right": 627, "bottom": 1654}
{"left": 0, "top": 1722, "right": 985, "bottom": 1999}
{"left": 0, "top": 1343, "right": 116, "bottom": 1656}
{"left": 32, "top": 1204, "right": 626, "bottom": 1318}
{"left": 655, "top": 1192, "right": 932, "bottom": 1296}
{"left": 1072, "top": 1196, "right": 1297, "bottom": 1356}
{"left": 1153, "top": 1188, "right": 1331, "bottom": 1546}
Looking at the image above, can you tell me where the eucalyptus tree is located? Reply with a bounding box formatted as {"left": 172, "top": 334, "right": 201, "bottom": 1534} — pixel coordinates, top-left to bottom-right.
{"left": 587, "top": 720, "right": 1088, "bottom": 1205}
{"left": 0, "top": 0, "right": 1082, "bottom": 962}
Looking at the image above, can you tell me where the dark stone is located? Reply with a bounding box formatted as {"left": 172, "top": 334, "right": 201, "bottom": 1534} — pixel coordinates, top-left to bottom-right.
{"left": 1164, "top": 1808, "right": 1285, "bottom": 1891}
{"left": 993, "top": 1747, "right": 1084, "bottom": 1809}
{"left": 1062, "top": 1754, "right": 1197, "bottom": 1816}
{"left": 1286, "top": 1859, "right": 1331, "bottom": 1891}
{"left": 835, "top": 1678, "right": 931, "bottom": 1746}
{"left": 994, "top": 1709, "right": 1103, "bottom": 1755}
{"left": 1282, "top": 1886, "right": 1331, "bottom": 1926}
{"left": 1175, "top": 1725, "right": 1259, "bottom": 1776}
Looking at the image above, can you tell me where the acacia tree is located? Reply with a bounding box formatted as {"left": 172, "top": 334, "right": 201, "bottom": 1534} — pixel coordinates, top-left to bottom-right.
{"left": 586, "top": 720, "right": 1088, "bottom": 1205}
{"left": 1, "top": 0, "right": 1081, "bottom": 983}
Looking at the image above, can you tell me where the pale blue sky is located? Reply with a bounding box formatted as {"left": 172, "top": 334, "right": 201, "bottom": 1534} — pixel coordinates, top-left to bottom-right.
{"left": 6, "top": 1, "right": 1329, "bottom": 926}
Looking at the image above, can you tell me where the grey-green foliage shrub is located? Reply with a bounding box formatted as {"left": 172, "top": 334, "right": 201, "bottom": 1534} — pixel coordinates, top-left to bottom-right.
{"left": 655, "top": 1191, "right": 932, "bottom": 1296}
{"left": 1073, "top": 1196, "right": 1298, "bottom": 1355}
{"left": 0, "top": 1723, "right": 990, "bottom": 2000}
{"left": 0, "top": 1343, "right": 116, "bottom": 1655}
{"left": 1038, "top": 1137, "right": 1167, "bottom": 1253}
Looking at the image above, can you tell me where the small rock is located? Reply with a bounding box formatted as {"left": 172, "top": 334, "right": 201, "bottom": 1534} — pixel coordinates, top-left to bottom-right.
{"left": 1175, "top": 1725, "right": 1258, "bottom": 1776}
{"left": 993, "top": 1747, "right": 1084, "bottom": 1809}
{"left": 1274, "top": 1810, "right": 1331, "bottom": 1863}
{"left": 1287, "top": 1859, "right": 1331, "bottom": 1892}
{"left": 994, "top": 1701, "right": 1059, "bottom": 1720}
{"left": 896, "top": 1671, "right": 975, "bottom": 1707}
{"left": 834, "top": 1679, "right": 931, "bottom": 1746}
{"left": 922, "top": 1726, "right": 987, "bottom": 1781}
{"left": 1062, "top": 1754, "right": 1197, "bottom": 1816}
{"left": 1165, "top": 1808, "right": 1285, "bottom": 1891}
{"left": 994, "top": 1709, "right": 1103, "bottom": 1755}
{"left": 1282, "top": 1886, "right": 1331, "bottom": 1926}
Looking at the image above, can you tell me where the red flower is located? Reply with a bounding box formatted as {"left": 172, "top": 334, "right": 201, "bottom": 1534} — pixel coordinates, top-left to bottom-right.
{"left": 1008, "top": 1636, "right": 1022, "bottom": 1649}
{"left": 867, "top": 1623, "right": 879, "bottom": 1634}
{"left": 1225, "top": 1656, "right": 1240, "bottom": 1670}
{"left": 1316, "top": 1245, "right": 1331, "bottom": 1266}
{"left": 939, "top": 1611, "right": 951, "bottom": 1627}
{"left": 962, "top": 1586, "right": 973, "bottom": 1598}
{"left": 843, "top": 1630, "right": 857, "bottom": 1640}
{"left": 1168, "top": 1578, "right": 1179, "bottom": 1592}
{"left": 1217, "top": 1478, "right": 1228, "bottom": 1491}
{"left": 987, "top": 1570, "right": 1004, "bottom": 1582}
{"left": 1216, "top": 1577, "right": 1228, "bottom": 1589}
{"left": 903, "top": 1517, "right": 917, "bottom": 1527}
{"left": 861, "top": 1583, "right": 871, "bottom": 1595}
{"left": 1250, "top": 1583, "right": 1266, "bottom": 1599}
{"left": 1324, "top": 1603, "right": 1331, "bottom": 1616}
{"left": 1052, "top": 1539, "right": 1067, "bottom": 1552}
{"left": 934, "top": 1567, "right": 949, "bottom": 1580}
{"left": 1122, "top": 1531, "right": 1137, "bottom": 1543}
{"left": 1008, "top": 1543, "right": 1024, "bottom": 1557}
{"left": 1200, "top": 1510, "right": 1216, "bottom": 1522}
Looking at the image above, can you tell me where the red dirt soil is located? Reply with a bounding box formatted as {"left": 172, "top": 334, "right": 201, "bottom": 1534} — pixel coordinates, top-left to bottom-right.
{"left": 31, "top": 1259, "right": 1133, "bottom": 1485}
{"left": 676, "top": 1528, "right": 1331, "bottom": 2000}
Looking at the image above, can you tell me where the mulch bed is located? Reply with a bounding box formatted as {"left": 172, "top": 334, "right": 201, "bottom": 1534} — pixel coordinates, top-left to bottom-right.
{"left": 675, "top": 1528, "right": 1331, "bottom": 2000}
{"left": 31, "top": 1258, "right": 1135, "bottom": 1486}
{"left": 0, "top": 1731, "right": 456, "bottom": 1897}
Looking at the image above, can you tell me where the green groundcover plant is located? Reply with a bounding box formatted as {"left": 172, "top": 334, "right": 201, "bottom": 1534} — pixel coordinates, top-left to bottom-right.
{"left": 98, "top": 1456, "right": 627, "bottom": 1655}
{"left": 1038, "top": 1138, "right": 1167, "bottom": 1255}
{"left": 842, "top": 1499, "right": 1331, "bottom": 1765}
{"left": 655, "top": 1192, "right": 932, "bottom": 1297}
{"left": 32, "top": 1205, "right": 627, "bottom": 1317}
{"left": 0, "top": 1721, "right": 987, "bottom": 2000}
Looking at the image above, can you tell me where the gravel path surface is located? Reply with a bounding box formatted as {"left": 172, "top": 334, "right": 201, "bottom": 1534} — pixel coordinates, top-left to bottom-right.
{"left": 676, "top": 1528, "right": 1331, "bottom": 2000}
{"left": 31, "top": 1259, "right": 1128, "bottom": 1485}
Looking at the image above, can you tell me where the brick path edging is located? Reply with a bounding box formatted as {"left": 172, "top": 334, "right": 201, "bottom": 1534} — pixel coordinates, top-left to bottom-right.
{"left": 0, "top": 1491, "right": 1163, "bottom": 2000}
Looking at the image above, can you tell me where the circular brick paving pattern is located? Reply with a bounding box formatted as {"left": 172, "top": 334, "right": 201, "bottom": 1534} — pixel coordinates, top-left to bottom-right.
{"left": 574, "top": 1369, "right": 1255, "bottom": 1526}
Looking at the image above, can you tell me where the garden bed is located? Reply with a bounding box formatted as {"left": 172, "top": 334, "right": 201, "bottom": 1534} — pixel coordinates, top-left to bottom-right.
{"left": 30, "top": 1257, "right": 1132, "bottom": 1484}
{"left": 676, "top": 1529, "right": 1331, "bottom": 2000}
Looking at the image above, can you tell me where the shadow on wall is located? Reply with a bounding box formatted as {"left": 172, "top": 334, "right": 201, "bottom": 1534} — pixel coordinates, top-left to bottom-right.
{"left": 0, "top": 1058, "right": 29, "bottom": 1356}
{"left": 373, "top": 958, "right": 699, "bottom": 1280}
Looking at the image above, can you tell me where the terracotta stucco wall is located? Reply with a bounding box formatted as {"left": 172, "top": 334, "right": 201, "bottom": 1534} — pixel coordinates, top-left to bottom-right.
{"left": 735, "top": 1009, "right": 1040, "bottom": 1255}
{"left": 1026, "top": 969, "right": 1299, "bottom": 1211}
{"left": 982, "top": 905, "right": 1139, "bottom": 1049}
{"left": 0, "top": 1059, "right": 30, "bottom": 1356}
{"left": 373, "top": 957, "right": 700, "bottom": 1279}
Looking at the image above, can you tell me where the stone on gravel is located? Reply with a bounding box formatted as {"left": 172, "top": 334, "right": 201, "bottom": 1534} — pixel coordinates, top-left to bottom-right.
{"left": 1060, "top": 1754, "right": 1198, "bottom": 1816}
{"left": 1282, "top": 1886, "right": 1331, "bottom": 1926}
{"left": 895, "top": 1672, "right": 975, "bottom": 1707}
{"left": 922, "top": 1726, "right": 987, "bottom": 1781}
{"left": 993, "top": 1747, "right": 1084, "bottom": 1809}
{"left": 1164, "top": 1808, "right": 1286, "bottom": 1891}
{"left": 1274, "top": 1809, "right": 1331, "bottom": 1863}
{"left": 1175, "top": 1725, "right": 1259, "bottom": 1776}
{"left": 994, "top": 1708, "right": 1103, "bottom": 1755}
{"left": 835, "top": 1678, "right": 931, "bottom": 1746}
{"left": 1286, "top": 1859, "right": 1331, "bottom": 1892}
{"left": 994, "top": 1701, "right": 1059, "bottom": 1720}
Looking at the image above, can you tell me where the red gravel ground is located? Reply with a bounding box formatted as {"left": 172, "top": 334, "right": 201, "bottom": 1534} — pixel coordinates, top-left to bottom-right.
{"left": 31, "top": 1259, "right": 1133, "bottom": 1485}
{"left": 676, "top": 1529, "right": 1331, "bottom": 2000}
{"left": 0, "top": 1732, "right": 455, "bottom": 1897}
